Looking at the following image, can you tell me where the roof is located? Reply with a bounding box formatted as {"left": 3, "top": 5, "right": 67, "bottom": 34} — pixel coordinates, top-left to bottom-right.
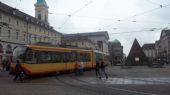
{"left": 26, "top": 45, "right": 92, "bottom": 53}
{"left": 160, "top": 29, "right": 170, "bottom": 39}
{"left": 113, "top": 39, "right": 120, "bottom": 43}
{"left": 142, "top": 43, "right": 155, "bottom": 49}
{"left": 63, "top": 31, "right": 109, "bottom": 40}
{"left": 35, "top": 0, "right": 48, "bottom": 7}
{"left": 111, "top": 39, "right": 121, "bottom": 45}
{"left": 0, "top": 2, "right": 61, "bottom": 35}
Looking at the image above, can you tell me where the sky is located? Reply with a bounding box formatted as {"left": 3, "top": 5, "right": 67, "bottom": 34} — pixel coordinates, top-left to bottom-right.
{"left": 1, "top": 0, "right": 170, "bottom": 55}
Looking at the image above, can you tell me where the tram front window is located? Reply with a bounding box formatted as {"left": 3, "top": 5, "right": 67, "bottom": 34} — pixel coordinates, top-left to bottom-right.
{"left": 13, "top": 46, "right": 27, "bottom": 63}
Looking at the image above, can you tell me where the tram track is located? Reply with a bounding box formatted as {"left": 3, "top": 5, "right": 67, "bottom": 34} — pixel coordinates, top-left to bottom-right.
{"left": 56, "top": 76, "right": 110, "bottom": 95}
{"left": 55, "top": 75, "right": 158, "bottom": 95}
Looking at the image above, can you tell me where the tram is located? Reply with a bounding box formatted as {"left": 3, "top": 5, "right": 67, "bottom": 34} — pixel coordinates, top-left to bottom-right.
{"left": 10, "top": 45, "right": 106, "bottom": 76}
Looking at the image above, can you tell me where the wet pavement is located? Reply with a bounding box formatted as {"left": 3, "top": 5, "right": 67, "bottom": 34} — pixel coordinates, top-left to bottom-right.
{"left": 1, "top": 65, "right": 170, "bottom": 95}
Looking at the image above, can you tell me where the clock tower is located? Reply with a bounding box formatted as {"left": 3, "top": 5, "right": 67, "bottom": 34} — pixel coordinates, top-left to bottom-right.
{"left": 35, "top": 0, "right": 49, "bottom": 24}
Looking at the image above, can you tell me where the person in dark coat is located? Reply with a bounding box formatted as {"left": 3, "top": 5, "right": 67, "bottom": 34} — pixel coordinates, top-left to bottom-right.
{"left": 95, "top": 60, "right": 101, "bottom": 77}
{"left": 2, "top": 59, "right": 6, "bottom": 71}
{"left": 13, "top": 60, "right": 23, "bottom": 81}
{"left": 99, "top": 60, "right": 108, "bottom": 79}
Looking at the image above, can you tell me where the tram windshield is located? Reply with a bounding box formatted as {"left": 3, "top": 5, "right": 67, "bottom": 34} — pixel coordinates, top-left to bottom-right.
{"left": 13, "top": 46, "right": 27, "bottom": 63}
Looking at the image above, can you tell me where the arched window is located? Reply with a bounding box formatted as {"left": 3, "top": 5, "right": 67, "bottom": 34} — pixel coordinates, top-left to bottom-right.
{"left": 38, "top": 14, "right": 41, "bottom": 20}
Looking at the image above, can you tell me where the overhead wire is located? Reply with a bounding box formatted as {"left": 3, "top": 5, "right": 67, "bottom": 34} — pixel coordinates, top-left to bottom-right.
{"left": 100, "top": 3, "right": 170, "bottom": 30}
{"left": 109, "top": 28, "right": 162, "bottom": 35}
{"left": 58, "top": 0, "right": 93, "bottom": 29}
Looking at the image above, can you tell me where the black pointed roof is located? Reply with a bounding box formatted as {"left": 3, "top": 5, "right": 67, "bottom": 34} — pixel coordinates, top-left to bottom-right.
{"left": 126, "top": 38, "right": 149, "bottom": 65}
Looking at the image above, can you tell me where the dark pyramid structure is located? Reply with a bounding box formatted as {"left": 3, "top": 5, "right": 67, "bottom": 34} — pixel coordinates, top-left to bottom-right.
{"left": 126, "top": 38, "right": 149, "bottom": 66}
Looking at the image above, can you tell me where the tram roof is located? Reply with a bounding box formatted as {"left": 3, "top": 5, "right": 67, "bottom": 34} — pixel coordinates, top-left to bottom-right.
{"left": 25, "top": 45, "right": 92, "bottom": 53}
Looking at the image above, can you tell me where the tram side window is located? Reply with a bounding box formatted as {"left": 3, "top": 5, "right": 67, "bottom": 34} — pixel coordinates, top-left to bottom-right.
{"left": 69, "top": 52, "right": 76, "bottom": 62}
{"left": 39, "top": 52, "right": 51, "bottom": 63}
{"left": 51, "top": 52, "right": 62, "bottom": 63}
{"left": 25, "top": 49, "right": 37, "bottom": 64}
{"left": 77, "top": 53, "right": 90, "bottom": 62}
{"left": 95, "top": 53, "right": 103, "bottom": 61}
{"left": 63, "top": 52, "right": 76, "bottom": 62}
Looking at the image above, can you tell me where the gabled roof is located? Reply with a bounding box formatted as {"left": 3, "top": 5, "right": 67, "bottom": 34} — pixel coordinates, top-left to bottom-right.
{"left": 63, "top": 31, "right": 109, "bottom": 40}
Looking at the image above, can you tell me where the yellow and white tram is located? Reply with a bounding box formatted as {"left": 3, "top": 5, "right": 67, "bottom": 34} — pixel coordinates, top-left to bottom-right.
{"left": 10, "top": 45, "right": 107, "bottom": 76}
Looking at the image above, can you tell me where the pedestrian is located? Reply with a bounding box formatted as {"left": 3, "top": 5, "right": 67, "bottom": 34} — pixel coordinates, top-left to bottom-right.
{"left": 79, "top": 61, "right": 84, "bottom": 75}
{"left": 6, "top": 59, "right": 10, "bottom": 71}
{"left": 13, "top": 60, "right": 23, "bottom": 81}
{"left": 95, "top": 60, "right": 100, "bottom": 77}
{"left": 75, "top": 62, "right": 80, "bottom": 75}
{"left": 99, "top": 60, "right": 108, "bottom": 79}
{"left": 2, "top": 58, "right": 7, "bottom": 71}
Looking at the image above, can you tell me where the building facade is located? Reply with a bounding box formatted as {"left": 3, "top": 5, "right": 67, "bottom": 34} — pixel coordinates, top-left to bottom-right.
{"left": 155, "top": 40, "right": 161, "bottom": 57}
{"left": 108, "top": 39, "right": 123, "bottom": 65}
{"left": 0, "top": 1, "right": 62, "bottom": 62}
{"left": 142, "top": 43, "right": 156, "bottom": 60}
{"left": 62, "top": 35, "right": 96, "bottom": 49}
{"left": 155, "top": 29, "right": 170, "bottom": 61}
{"left": 63, "top": 31, "right": 109, "bottom": 55}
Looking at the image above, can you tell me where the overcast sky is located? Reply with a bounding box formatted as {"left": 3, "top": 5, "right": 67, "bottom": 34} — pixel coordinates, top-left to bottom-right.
{"left": 1, "top": 0, "right": 170, "bottom": 55}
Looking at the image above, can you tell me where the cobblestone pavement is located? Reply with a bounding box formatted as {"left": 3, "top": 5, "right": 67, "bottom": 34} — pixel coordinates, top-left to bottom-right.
{"left": 1, "top": 65, "right": 170, "bottom": 95}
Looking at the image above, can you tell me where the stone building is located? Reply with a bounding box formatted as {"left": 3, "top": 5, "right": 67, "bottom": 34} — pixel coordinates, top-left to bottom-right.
{"left": 62, "top": 35, "right": 96, "bottom": 49}
{"left": 63, "top": 31, "right": 109, "bottom": 55}
{"left": 0, "top": 0, "right": 62, "bottom": 62}
{"left": 142, "top": 43, "right": 156, "bottom": 60}
{"left": 155, "top": 29, "right": 170, "bottom": 61}
{"left": 155, "top": 40, "right": 161, "bottom": 57}
{"left": 108, "top": 39, "right": 123, "bottom": 65}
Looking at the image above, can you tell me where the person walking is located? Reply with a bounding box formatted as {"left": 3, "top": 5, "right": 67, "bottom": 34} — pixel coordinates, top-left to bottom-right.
{"left": 13, "top": 60, "right": 23, "bottom": 81}
{"left": 79, "top": 61, "right": 84, "bottom": 75}
{"left": 95, "top": 60, "right": 100, "bottom": 77}
{"left": 2, "top": 59, "right": 6, "bottom": 71}
{"left": 99, "top": 60, "right": 108, "bottom": 79}
{"left": 75, "top": 62, "right": 81, "bottom": 75}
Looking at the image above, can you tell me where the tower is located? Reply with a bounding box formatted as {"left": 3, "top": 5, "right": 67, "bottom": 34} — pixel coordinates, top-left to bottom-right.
{"left": 34, "top": 0, "right": 49, "bottom": 24}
